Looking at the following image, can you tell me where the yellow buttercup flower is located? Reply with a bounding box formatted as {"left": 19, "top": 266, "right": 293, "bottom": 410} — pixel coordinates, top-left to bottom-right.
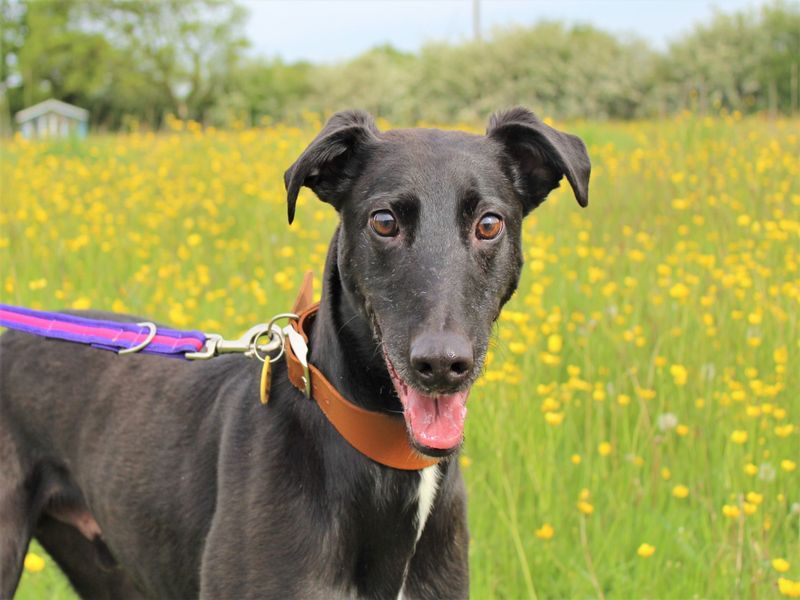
{"left": 71, "top": 296, "right": 92, "bottom": 310}
{"left": 637, "top": 543, "right": 656, "bottom": 558}
{"left": 508, "top": 342, "right": 526, "bottom": 354}
{"left": 637, "top": 388, "right": 657, "bottom": 401}
{"left": 779, "top": 577, "right": 800, "bottom": 597}
{"left": 24, "top": 552, "right": 45, "bottom": 573}
{"left": 773, "top": 558, "right": 791, "bottom": 573}
{"left": 540, "top": 397, "right": 560, "bottom": 413}
{"left": 598, "top": 442, "right": 612, "bottom": 456}
{"left": 547, "top": 334, "right": 563, "bottom": 354}
{"left": 535, "top": 523, "right": 555, "bottom": 540}
{"left": 544, "top": 411, "right": 565, "bottom": 426}
{"left": 670, "top": 364, "right": 688, "bottom": 385}
{"left": 730, "top": 430, "right": 748, "bottom": 444}
{"left": 773, "top": 346, "right": 788, "bottom": 364}
{"left": 722, "top": 504, "right": 741, "bottom": 518}
{"left": 746, "top": 491, "right": 763, "bottom": 505}
{"left": 669, "top": 282, "right": 690, "bottom": 299}
{"left": 672, "top": 484, "right": 689, "bottom": 499}
{"left": 747, "top": 335, "right": 763, "bottom": 347}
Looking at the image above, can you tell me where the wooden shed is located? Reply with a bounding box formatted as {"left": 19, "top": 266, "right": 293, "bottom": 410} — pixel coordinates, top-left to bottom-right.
{"left": 15, "top": 99, "right": 89, "bottom": 139}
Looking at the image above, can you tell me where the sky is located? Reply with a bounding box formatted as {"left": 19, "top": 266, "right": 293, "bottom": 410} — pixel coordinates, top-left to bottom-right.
{"left": 242, "top": 0, "right": 768, "bottom": 63}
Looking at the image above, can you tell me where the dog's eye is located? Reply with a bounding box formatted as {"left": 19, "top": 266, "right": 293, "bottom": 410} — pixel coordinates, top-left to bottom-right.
{"left": 370, "top": 210, "right": 399, "bottom": 237}
{"left": 476, "top": 214, "right": 503, "bottom": 240}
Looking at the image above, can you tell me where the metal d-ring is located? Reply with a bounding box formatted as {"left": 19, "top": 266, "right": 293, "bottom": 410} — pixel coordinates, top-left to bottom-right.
{"left": 119, "top": 322, "right": 157, "bottom": 355}
{"left": 264, "top": 313, "right": 299, "bottom": 365}
{"left": 266, "top": 312, "right": 299, "bottom": 331}
{"left": 246, "top": 324, "right": 276, "bottom": 363}
{"left": 250, "top": 324, "right": 287, "bottom": 363}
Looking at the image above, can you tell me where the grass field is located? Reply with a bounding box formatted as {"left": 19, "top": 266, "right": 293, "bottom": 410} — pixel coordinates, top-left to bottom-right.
{"left": 2, "top": 113, "right": 798, "bottom": 599}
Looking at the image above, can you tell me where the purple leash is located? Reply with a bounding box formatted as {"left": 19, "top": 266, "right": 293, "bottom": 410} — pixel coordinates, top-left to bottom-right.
{"left": 0, "top": 304, "right": 206, "bottom": 358}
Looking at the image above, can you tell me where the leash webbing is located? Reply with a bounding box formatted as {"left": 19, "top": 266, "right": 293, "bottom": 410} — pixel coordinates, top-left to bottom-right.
{"left": 0, "top": 304, "right": 206, "bottom": 358}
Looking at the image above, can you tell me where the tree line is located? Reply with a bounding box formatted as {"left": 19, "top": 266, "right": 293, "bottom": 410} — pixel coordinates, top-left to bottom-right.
{"left": 1, "top": 0, "right": 798, "bottom": 133}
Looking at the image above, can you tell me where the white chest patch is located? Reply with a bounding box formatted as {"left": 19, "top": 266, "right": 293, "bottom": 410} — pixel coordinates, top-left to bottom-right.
{"left": 415, "top": 465, "right": 440, "bottom": 542}
{"left": 398, "top": 465, "right": 442, "bottom": 600}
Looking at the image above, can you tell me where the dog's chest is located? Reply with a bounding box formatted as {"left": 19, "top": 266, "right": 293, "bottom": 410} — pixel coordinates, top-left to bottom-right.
{"left": 371, "top": 464, "right": 440, "bottom": 538}
{"left": 329, "top": 464, "right": 441, "bottom": 598}
{"left": 351, "top": 464, "right": 440, "bottom": 544}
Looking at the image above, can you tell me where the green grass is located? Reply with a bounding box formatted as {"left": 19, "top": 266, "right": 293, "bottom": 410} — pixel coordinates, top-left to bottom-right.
{"left": 2, "top": 114, "right": 798, "bottom": 598}
{"left": 13, "top": 543, "right": 75, "bottom": 600}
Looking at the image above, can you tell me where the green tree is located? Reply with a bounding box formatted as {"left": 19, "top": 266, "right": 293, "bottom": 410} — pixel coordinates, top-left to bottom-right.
{"left": 652, "top": 2, "right": 800, "bottom": 115}
{"left": 307, "top": 23, "right": 654, "bottom": 124}
{"left": 229, "top": 57, "right": 314, "bottom": 125}
{"left": 0, "top": 0, "right": 26, "bottom": 133}
{"left": 8, "top": 0, "right": 249, "bottom": 130}
{"left": 307, "top": 45, "right": 418, "bottom": 121}
{"left": 86, "top": 0, "right": 249, "bottom": 126}
{"left": 760, "top": 2, "right": 800, "bottom": 113}
{"left": 5, "top": 0, "right": 111, "bottom": 126}
{"left": 5, "top": 0, "right": 799, "bottom": 132}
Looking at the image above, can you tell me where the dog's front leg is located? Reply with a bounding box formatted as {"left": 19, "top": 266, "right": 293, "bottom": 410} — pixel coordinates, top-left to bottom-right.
{"left": 0, "top": 435, "right": 33, "bottom": 599}
{"left": 199, "top": 506, "right": 353, "bottom": 600}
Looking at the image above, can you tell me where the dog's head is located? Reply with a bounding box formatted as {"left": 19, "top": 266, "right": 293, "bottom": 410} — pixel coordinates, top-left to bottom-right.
{"left": 285, "top": 108, "right": 590, "bottom": 457}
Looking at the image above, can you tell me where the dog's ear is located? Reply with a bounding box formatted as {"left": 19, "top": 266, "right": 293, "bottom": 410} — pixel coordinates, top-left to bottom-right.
{"left": 487, "top": 107, "right": 590, "bottom": 213}
{"left": 284, "top": 110, "right": 380, "bottom": 224}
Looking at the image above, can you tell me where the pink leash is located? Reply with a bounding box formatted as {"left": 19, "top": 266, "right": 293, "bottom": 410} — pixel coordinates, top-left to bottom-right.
{"left": 0, "top": 304, "right": 206, "bottom": 358}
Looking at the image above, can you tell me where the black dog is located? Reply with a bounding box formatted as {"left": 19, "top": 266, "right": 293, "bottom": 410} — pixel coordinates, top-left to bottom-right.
{"left": 0, "top": 107, "right": 589, "bottom": 599}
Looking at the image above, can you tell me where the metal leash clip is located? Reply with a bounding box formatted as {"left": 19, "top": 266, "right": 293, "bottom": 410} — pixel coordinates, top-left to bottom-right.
{"left": 185, "top": 313, "right": 298, "bottom": 363}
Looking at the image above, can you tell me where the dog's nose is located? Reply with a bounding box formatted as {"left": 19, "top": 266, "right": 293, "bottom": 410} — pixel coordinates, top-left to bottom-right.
{"left": 410, "top": 332, "right": 474, "bottom": 389}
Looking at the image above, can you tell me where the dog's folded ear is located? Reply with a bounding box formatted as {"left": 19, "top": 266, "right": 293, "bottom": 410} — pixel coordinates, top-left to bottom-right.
{"left": 487, "top": 107, "right": 590, "bottom": 213}
{"left": 284, "top": 110, "right": 380, "bottom": 224}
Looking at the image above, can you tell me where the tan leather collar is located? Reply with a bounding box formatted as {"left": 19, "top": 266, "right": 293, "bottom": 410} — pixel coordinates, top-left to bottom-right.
{"left": 277, "top": 272, "right": 440, "bottom": 471}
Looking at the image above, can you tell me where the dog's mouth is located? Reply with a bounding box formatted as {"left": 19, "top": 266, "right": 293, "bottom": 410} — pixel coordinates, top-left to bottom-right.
{"left": 383, "top": 351, "right": 469, "bottom": 456}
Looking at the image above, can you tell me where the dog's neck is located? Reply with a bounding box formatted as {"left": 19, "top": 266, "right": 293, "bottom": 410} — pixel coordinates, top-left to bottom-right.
{"left": 307, "top": 229, "right": 400, "bottom": 414}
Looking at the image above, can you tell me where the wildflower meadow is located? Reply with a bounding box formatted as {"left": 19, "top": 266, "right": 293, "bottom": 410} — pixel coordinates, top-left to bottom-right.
{"left": 2, "top": 113, "right": 798, "bottom": 599}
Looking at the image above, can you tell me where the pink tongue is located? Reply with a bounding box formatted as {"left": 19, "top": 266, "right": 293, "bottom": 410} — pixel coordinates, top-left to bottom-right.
{"left": 400, "top": 387, "right": 468, "bottom": 450}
